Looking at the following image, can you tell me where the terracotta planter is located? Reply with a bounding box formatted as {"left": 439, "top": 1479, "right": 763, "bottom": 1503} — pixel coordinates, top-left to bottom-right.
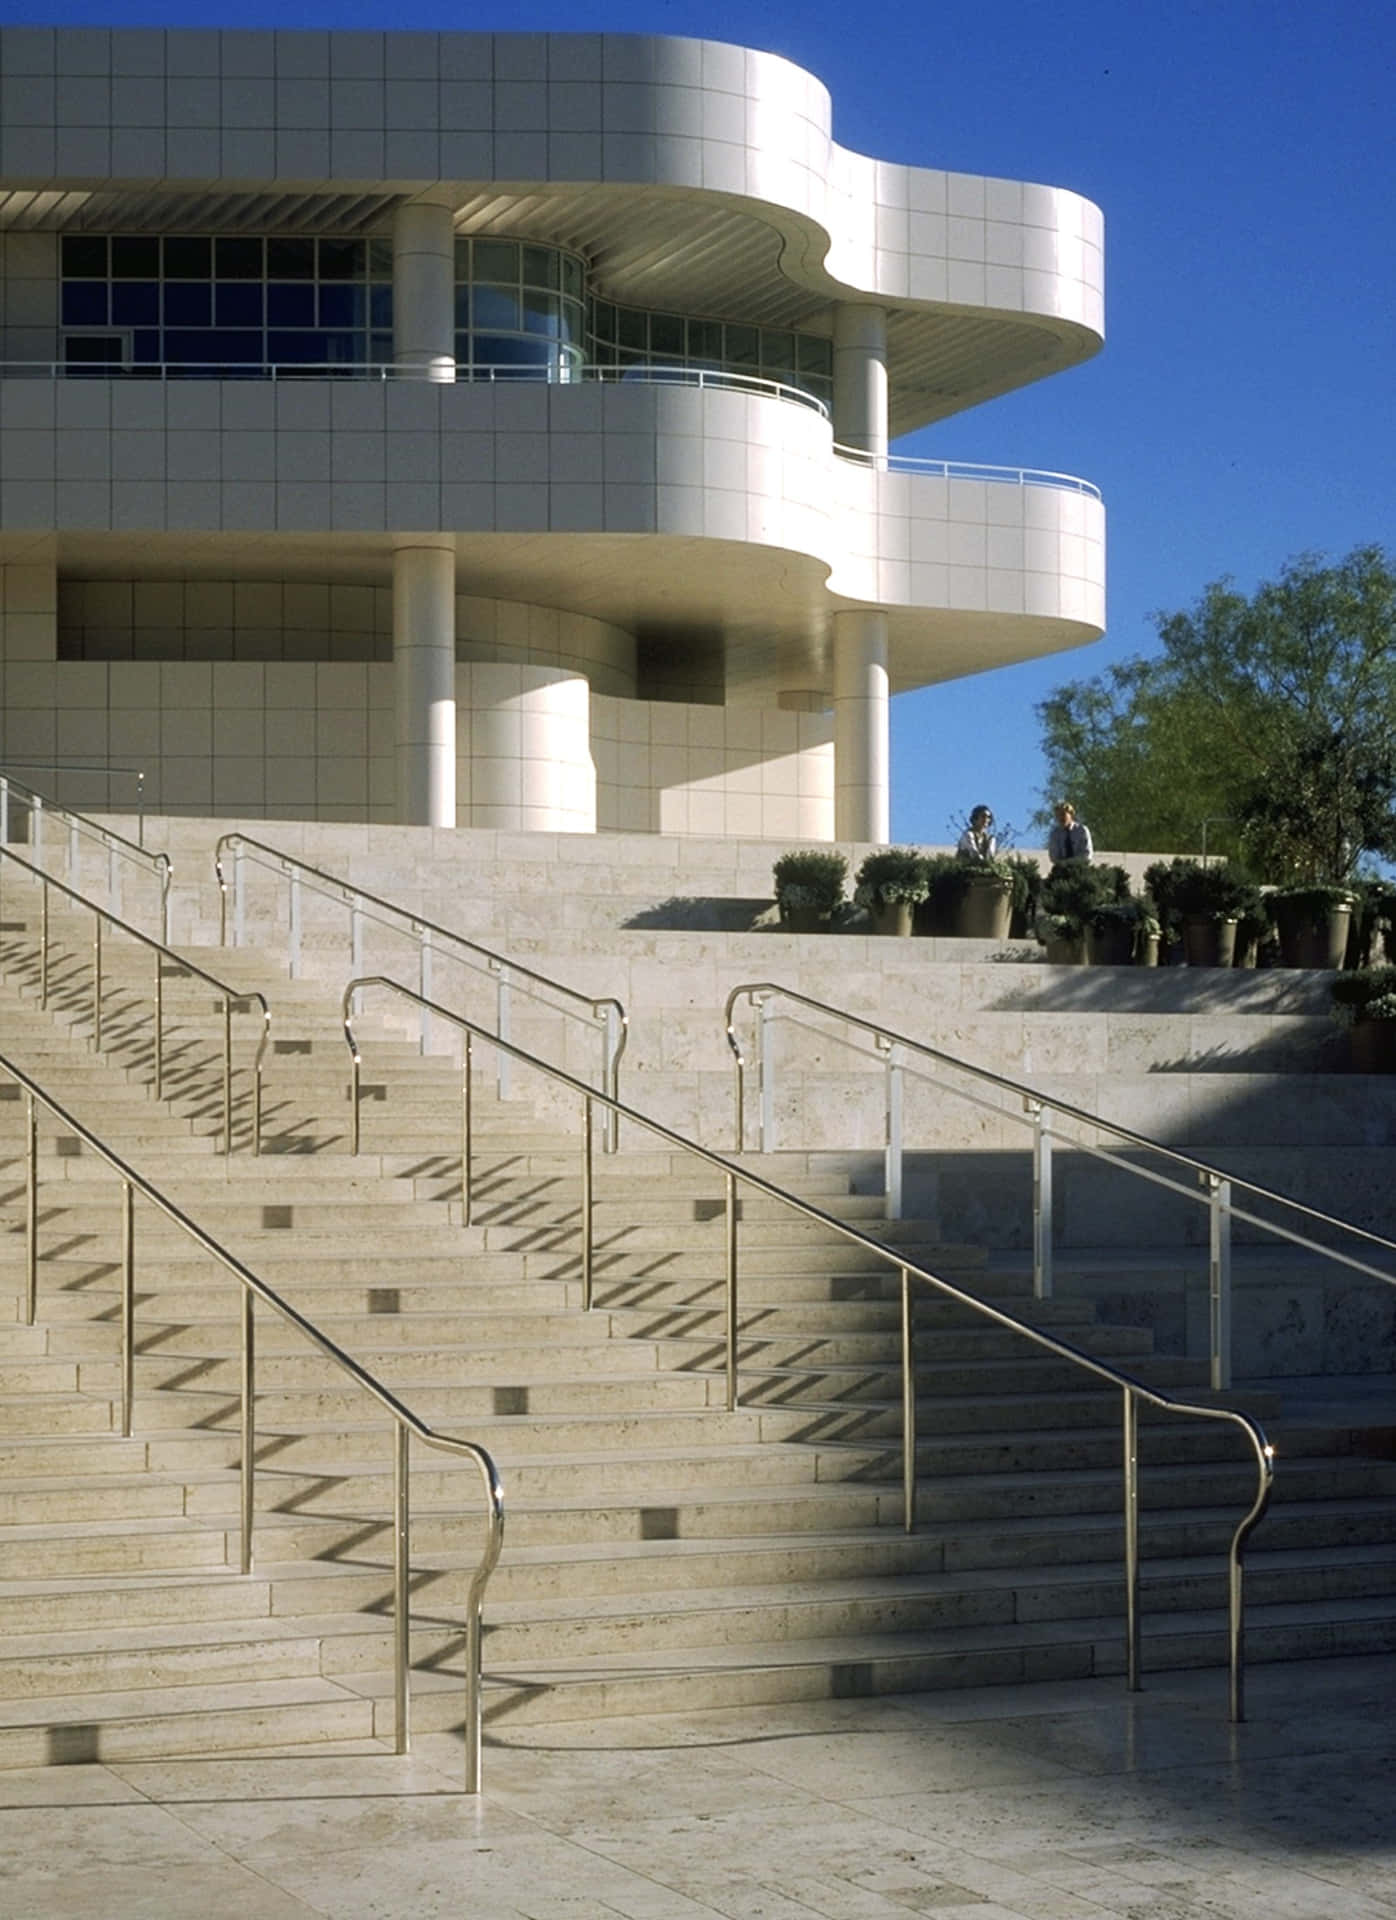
{"left": 952, "top": 874, "right": 1013, "bottom": 940}
{"left": 1043, "top": 933, "right": 1085, "bottom": 965}
{"left": 1086, "top": 921, "right": 1135, "bottom": 966}
{"left": 1182, "top": 916, "right": 1237, "bottom": 968}
{"left": 1135, "top": 934, "right": 1160, "bottom": 968}
{"left": 868, "top": 899, "right": 914, "bottom": 937}
{"left": 1350, "top": 1019, "right": 1396, "bottom": 1073}
{"left": 1273, "top": 899, "right": 1352, "bottom": 969}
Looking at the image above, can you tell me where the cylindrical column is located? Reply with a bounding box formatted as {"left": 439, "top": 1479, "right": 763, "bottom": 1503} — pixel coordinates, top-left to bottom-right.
{"left": 832, "top": 609, "right": 889, "bottom": 843}
{"left": 394, "top": 542, "right": 457, "bottom": 826}
{"left": 392, "top": 201, "right": 456, "bottom": 382}
{"left": 832, "top": 305, "right": 888, "bottom": 457}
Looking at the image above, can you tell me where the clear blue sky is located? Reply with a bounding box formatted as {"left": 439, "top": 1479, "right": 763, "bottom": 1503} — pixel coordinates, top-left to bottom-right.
{"left": 15, "top": 0, "right": 1395, "bottom": 849}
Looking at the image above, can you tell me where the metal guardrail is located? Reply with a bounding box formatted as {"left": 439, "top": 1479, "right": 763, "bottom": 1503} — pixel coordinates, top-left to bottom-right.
{"left": 0, "top": 761, "right": 147, "bottom": 844}
{"left": 724, "top": 982, "right": 1396, "bottom": 1392}
{"left": 6, "top": 1052, "right": 503, "bottom": 1793}
{"left": 0, "top": 767, "right": 169, "bottom": 938}
{"left": 214, "top": 832, "right": 627, "bottom": 1152}
{"left": 1, "top": 359, "right": 829, "bottom": 415}
{"left": 345, "top": 974, "right": 1274, "bottom": 1723}
{"left": 0, "top": 843, "right": 267, "bottom": 1155}
{"left": 832, "top": 443, "right": 1102, "bottom": 499}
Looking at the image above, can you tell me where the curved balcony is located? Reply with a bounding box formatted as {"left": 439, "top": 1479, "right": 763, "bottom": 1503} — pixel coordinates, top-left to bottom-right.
{"left": 833, "top": 443, "right": 1101, "bottom": 501}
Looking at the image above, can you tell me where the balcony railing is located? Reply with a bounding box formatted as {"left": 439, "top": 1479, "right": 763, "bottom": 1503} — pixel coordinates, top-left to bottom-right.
{"left": 833, "top": 443, "right": 1102, "bottom": 500}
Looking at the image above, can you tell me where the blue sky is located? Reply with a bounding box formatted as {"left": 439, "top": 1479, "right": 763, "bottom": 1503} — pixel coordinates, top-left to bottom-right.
{"left": 13, "top": 1, "right": 1395, "bottom": 850}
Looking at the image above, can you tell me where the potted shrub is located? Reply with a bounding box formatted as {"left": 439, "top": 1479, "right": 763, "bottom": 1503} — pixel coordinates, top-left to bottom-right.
{"left": 854, "top": 847, "right": 928, "bottom": 937}
{"left": 1135, "top": 902, "right": 1162, "bottom": 967}
{"left": 1167, "top": 860, "right": 1253, "bottom": 968}
{"left": 1331, "top": 965, "right": 1396, "bottom": 1071}
{"left": 1233, "top": 894, "right": 1270, "bottom": 970}
{"left": 1034, "top": 862, "right": 1125, "bottom": 964}
{"left": 1086, "top": 897, "right": 1142, "bottom": 966}
{"left": 1271, "top": 883, "right": 1356, "bottom": 969}
{"left": 772, "top": 849, "right": 847, "bottom": 932}
{"left": 915, "top": 853, "right": 967, "bottom": 935}
{"left": 951, "top": 852, "right": 1016, "bottom": 939}
{"left": 1004, "top": 855, "right": 1043, "bottom": 939}
{"left": 1143, "top": 859, "right": 1186, "bottom": 964}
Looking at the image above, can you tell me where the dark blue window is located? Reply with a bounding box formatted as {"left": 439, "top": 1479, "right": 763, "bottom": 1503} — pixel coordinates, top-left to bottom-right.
{"left": 111, "top": 282, "right": 159, "bottom": 326}
{"left": 62, "top": 283, "right": 108, "bottom": 325}
{"left": 216, "top": 282, "right": 263, "bottom": 326}
{"left": 164, "top": 283, "right": 212, "bottom": 327}
{"left": 267, "top": 283, "right": 315, "bottom": 326}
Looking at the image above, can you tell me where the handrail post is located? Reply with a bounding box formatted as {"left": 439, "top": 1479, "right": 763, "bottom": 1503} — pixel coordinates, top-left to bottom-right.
{"left": 136, "top": 768, "right": 144, "bottom": 847}
{"left": 25, "top": 1091, "right": 38, "bottom": 1325}
{"left": 120, "top": 1180, "right": 134, "bottom": 1438}
{"left": 68, "top": 818, "right": 79, "bottom": 887}
{"left": 1, "top": 777, "right": 8, "bottom": 844}
{"left": 288, "top": 868, "right": 301, "bottom": 978}
{"left": 223, "top": 992, "right": 233, "bottom": 1157}
{"left": 725, "top": 1168, "right": 739, "bottom": 1411}
{"left": 40, "top": 878, "right": 49, "bottom": 1009}
{"left": 757, "top": 994, "right": 773, "bottom": 1152}
{"left": 603, "top": 1004, "right": 620, "bottom": 1154}
{"left": 351, "top": 1051, "right": 362, "bottom": 1155}
{"left": 882, "top": 1038, "right": 904, "bottom": 1221}
{"left": 393, "top": 1423, "right": 411, "bottom": 1754}
{"left": 153, "top": 950, "right": 164, "bottom": 1099}
{"left": 1207, "top": 1172, "right": 1233, "bottom": 1389}
{"left": 1030, "top": 1099, "right": 1054, "bottom": 1300}
{"left": 461, "top": 1032, "right": 473, "bottom": 1226}
{"left": 350, "top": 901, "right": 363, "bottom": 977}
{"left": 1123, "top": 1387, "right": 1141, "bottom": 1691}
{"left": 495, "top": 964, "right": 511, "bottom": 1100}
{"left": 109, "top": 843, "right": 122, "bottom": 924}
{"left": 234, "top": 844, "right": 245, "bottom": 946}
{"left": 902, "top": 1266, "right": 916, "bottom": 1531}
{"left": 92, "top": 915, "right": 103, "bottom": 1050}
{"left": 581, "top": 1094, "right": 594, "bottom": 1310}
{"left": 32, "top": 791, "right": 42, "bottom": 864}
{"left": 419, "top": 929, "right": 432, "bottom": 1055}
{"left": 240, "top": 1290, "right": 255, "bottom": 1574}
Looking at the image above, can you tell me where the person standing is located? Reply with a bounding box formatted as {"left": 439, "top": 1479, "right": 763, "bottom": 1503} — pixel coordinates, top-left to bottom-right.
{"left": 956, "top": 805, "right": 997, "bottom": 862}
{"left": 1047, "top": 801, "right": 1093, "bottom": 863}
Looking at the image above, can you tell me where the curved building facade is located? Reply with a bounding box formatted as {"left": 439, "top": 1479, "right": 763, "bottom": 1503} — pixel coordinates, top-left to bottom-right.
{"left": 0, "top": 27, "right": 1105, "bottom": 837}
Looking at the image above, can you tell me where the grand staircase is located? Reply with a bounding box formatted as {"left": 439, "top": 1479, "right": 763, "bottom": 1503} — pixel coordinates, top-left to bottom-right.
{"left": 2, "top": 835, "right": 1396, "bottom": 1767}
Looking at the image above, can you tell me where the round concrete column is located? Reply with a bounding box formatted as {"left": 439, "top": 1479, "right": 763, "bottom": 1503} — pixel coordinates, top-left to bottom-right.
{"left": 832, "top": 305, "right": 888, "bottom": 457}
{"left": 393, "top": 201, "right": 456, "bottom": 382}
{"left": 832, "top": 608, "right": 889, "bottom": 843}
{"left": 394, "top": 542, "right": 457, "bottom": 825}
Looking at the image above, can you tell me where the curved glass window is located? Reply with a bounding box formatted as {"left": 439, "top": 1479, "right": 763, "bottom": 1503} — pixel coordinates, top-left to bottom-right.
{"left": 589, "top": 300, "right": 832, "bottom": 412}
{"left": 454, "top": 236, "right": 586, "bottom": 382}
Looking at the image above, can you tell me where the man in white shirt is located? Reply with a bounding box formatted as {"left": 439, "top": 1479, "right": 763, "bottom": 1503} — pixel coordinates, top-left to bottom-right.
{"left": 1047, "top": 801, "right": 1093, "bottom": 863}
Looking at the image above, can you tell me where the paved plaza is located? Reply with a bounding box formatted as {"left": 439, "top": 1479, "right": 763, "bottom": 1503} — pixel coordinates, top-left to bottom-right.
{"left": 4, "top": 1652, "right": 1393, "bottom": 1918}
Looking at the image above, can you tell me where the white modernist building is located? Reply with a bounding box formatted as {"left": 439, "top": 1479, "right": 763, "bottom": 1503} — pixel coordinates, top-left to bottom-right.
{"left": 0, "top": 27, "right": 1105, "bottom": 840}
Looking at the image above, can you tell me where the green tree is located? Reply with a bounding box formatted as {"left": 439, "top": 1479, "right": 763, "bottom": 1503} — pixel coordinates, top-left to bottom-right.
{"left": 1036, "top": 546, "right": 1396, "bottom": 881}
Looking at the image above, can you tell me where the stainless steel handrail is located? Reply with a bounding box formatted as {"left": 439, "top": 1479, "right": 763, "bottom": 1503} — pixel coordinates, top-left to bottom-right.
{"left": 0, "top": 761, "right": 147, "bottom": 844}
{"left": 6, "top": 1052, "right": 503, "bottom": 1794}
{"left": 832, "top": 443, "right": 1103, "bottom": 499}
{"left": 345, "top": 974, "right": 1275, "bottom": 1722}
{"left": 0, "top": 766, "right": 169, "bottom": 934}
{"left": 0, "top": 844, "right": 268, "bottom": 1155}
{"left": 724, "top": 981, "right": 1396, "bottom": 1390}
{"left": 214, "top": 831, "right": 628, "bottom": 1150}
{"left": 1, "top": 360, "right": 829, "bottom": 415}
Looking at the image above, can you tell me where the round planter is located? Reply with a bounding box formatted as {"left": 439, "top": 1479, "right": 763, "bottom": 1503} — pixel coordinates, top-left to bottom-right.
{"left": 1043, "top": 933, "right": 1085, "bottom": 965}
{"left": 1086, "top": 921, "right": 1135, "bottom": 966}
{"left": 781, "top": 904, "right": 830, "bottom": 933}
{"left": 1182, "top": 916, "right": 1237, "bottom": 968}
{"left": 1349, "top": 1019, "right": 1396, "bottom": 1073}
{"left": 1135, "top": 934, "right": 1160, "bottom": 968}
{"left": 952, "top": 874, "right": 1013, "bottom": 940}
{"left": 1233, "top": 934, "right": 1259, "bottom": 969}
{"left": 868, "top": 899, "right": 914, "bottom": 938}
{"left": 1273, "top": 899, "right": 1352, "bottom": 969}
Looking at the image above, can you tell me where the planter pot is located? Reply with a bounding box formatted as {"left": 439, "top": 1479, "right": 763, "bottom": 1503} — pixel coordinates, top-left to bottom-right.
{"left": 1043, "top": 933, "right": 1085, "bottom": 965}
{"left": 1350, "top": 1019, "right": 1396, "bottom": 1073}
{"left": 1086, "top": 921, "right": 1135, "bottom": 966}
{"left": 1135, "top": 934, "right": 1160, "bottom": 968}
{"left": 781, "top": 905, "right": 830, "bottom": 933}
{"left": 951, "top": 874, "right": 1013, "bottom": 940}
{"left": 1233, "top": 934, "right": 1259, "bottom": 969}
{"left": 1182, "top": 916, "right": 1237, "bottom": 968}
{"left": 1273, "top": 899, "right": 1353, "bottom": 969}
{"left": 868, "top": 899, "right": 914, "bottom": 938}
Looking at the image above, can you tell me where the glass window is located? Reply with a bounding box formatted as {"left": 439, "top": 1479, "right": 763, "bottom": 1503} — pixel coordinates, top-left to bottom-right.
{"left": 617, "top": 308, "right": 647, "bottom": 351}
{"left": 268, "top": 330, "right": 322, "bottom": 364}
{"left": 216, "top": 236, "right": 263, "bottom": 279}
{"left": 62, "top": 235, "right": 107, "bottom": 278}
{"left": 162, "top": 236, "right": 211, "bottom": 279}
{"left": 726, "top": 324, "right": 759, "bottom": 368}
{"left": 522, "top": 245, "right": 558, "bottom": 290}
{"left": 216, "top": 282, "right": 263, "bottom": 326}
{"left": 650, "top": 312, "right": 684, "bottom": 357}
{"left": 687, "top": 319, "right": 723, "bottom": 365}
{"left": 318, "top": 284, "right": 364, "bottom": 328}
{"left": 561, "top": 255, "right": 584, "bottom": 302}
{"left": 267, "top": 282, "right": 315, "bottom": 326}
{"left": 522, "top": 290, "right": 561, "bottom": 339}
{"left": 317, "top": 238, "right": 364, "bottom": 281}
{"left": 472, "top": 238, "right": 517, "bottom": 284}
{"left": 164, "top": 282, "right": 212, "bottom": 327}
{"left": 111, "top": 282, "right": 159, "bottom": 326}
{"left": 62, "top": 282, "right": 108, "bottom": 326}
{"left": 267, "top": 237, "right": 315, "bottom": 279}
{"left": 111, "top": 236, "right": 159, "bottom": 278}
{"left": 761, "top": 330, "right": 796, "bottom": 374}
{"left": 590, "top": 301, "right": 615, "bottom": 342}
{"left": 472, "top": 284, "right": 520, "bottom": 330}
{"left": 368, "top": 238, "right": 392, "bottom": 276}
{"left": 798, "top": 336, "right": 832, "bottom": 376}
{"left": 369, "top": 284, "right": 392, "bottom": 328}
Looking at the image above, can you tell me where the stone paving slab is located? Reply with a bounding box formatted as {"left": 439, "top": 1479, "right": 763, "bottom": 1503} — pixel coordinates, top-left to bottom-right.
{"left": 6, "top": 1652, "right": 1393, "bottom": 1917}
